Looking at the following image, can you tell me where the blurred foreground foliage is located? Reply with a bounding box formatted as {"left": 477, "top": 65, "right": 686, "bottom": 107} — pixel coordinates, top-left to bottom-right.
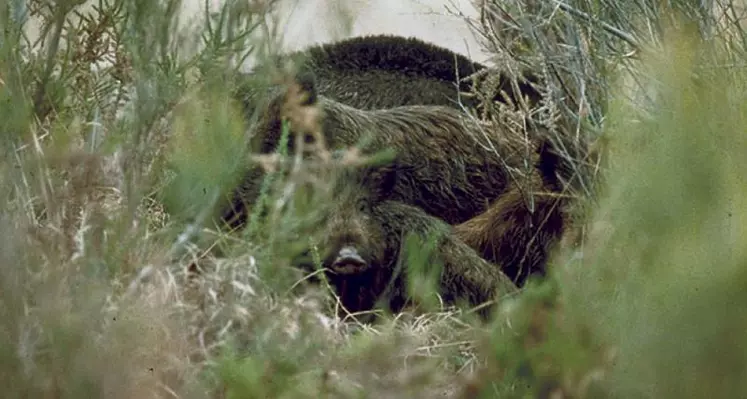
{"left": 0, "top": 0, "right": 746, "bottom": 398}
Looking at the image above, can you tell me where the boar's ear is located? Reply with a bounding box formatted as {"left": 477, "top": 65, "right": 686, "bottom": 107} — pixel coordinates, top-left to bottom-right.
{"left": 535, "top": 137, "right": 563, "bottom": 192}
{"left": 293, "top": 69, "right": 319, "bottom": 106}
{"left": 277, "top": 69, "right": 322, "bottom": 145}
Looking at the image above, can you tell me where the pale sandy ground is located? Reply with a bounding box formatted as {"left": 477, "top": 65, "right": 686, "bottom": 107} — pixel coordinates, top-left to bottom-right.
{"left": 270, "top": 0, "right": 492, "bottom": 63}
{"left": 22, "top": 0, "right": 492, "bottom": 66}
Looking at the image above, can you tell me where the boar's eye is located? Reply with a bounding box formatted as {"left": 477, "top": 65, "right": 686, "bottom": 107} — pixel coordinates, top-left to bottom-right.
{"left": 356, "top": 199, "right": 370, "bottom": 213}
{"left": 303, "top": 133, "right": 315, "bottom": 144}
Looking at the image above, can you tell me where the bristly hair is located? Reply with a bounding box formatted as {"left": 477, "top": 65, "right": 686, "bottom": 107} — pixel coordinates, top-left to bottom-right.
{"left": 303, "top": 35, "right": 487, "bottom": 91}
{"left": 296, "top": 34, "right": 542, "bottom": 107}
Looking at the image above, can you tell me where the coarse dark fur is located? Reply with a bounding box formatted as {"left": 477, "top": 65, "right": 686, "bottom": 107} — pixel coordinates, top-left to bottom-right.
{"left": 452, "top": 140, "right": 568, "bottom": 284}
{"left": 228, "top": 72, "right": 568, "bottom": 286}
{"left": 243, "top": 73, "right": 534, "bottom": 224}
{"left": 289, "top": 34, "right": 542, "bottom": 110}
{"left": 223, "top": 34, "right": 543, "bottom": 228}
{"left": 298, "top": 171, "right": 518, "bottom": 321}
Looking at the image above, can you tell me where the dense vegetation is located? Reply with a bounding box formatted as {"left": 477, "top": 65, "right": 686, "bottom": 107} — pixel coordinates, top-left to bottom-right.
{"left": 1, "top": 0, "right": 746, "bottom": 397}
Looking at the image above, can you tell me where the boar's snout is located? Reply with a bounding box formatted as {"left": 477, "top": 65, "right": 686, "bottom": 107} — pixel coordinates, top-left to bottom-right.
{"left": 329, "top": 246, "right": 369, "bottom": 274}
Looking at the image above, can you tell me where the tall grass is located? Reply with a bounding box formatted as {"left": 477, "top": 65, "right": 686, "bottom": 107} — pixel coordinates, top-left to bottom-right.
{"left": 561, "top": 22, "right": 747, "bottom": 397}
{"left": 1, "top": 0, "right": 747, "bottom": 397}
